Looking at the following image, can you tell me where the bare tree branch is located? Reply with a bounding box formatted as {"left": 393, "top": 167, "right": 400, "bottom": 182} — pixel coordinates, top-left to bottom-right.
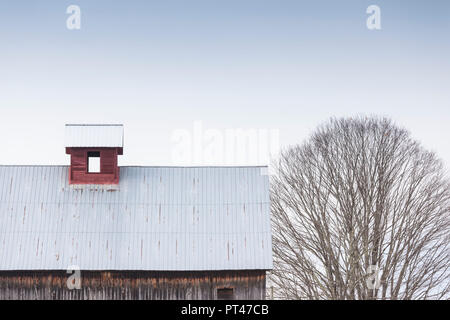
{"left": 270, "top": 116, "right": 450, "bottom": 300}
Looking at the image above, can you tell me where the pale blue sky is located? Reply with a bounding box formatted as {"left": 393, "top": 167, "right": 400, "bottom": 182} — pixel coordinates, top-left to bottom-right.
{"left": 0, "top": 1, "right": 449, "bottom": 168}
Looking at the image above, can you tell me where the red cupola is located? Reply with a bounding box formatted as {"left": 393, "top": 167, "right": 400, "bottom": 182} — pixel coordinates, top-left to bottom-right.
{"left": 65, "top": 124, "right": 123, "bottom": 184}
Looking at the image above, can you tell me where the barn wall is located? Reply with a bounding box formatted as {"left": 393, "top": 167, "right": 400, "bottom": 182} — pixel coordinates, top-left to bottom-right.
{"left": 0, "top": 270, "right": 266, "bottom": 300}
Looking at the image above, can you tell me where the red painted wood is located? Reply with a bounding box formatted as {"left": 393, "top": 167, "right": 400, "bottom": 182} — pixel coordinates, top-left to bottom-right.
{"left": 100, "top": 149, "right": 116, "bottom": 174}
{"left": 66, "top": 147, "right": 120, "bottom": 184}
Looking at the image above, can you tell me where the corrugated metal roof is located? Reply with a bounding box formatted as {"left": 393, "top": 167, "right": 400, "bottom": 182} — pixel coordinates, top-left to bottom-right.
{"left": 0, "top": 166, "right": 272, "bottom": 271}
{"left": 65, "top": 124, "right": 124, "bottom": 147}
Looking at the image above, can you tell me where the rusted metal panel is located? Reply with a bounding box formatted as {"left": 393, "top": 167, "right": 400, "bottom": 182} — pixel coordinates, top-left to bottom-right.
{"left": 0, "top": 166, "right": 272, "bottom": 271}
{"left": 0, "top": 270, "right": 266, "bottom": 300}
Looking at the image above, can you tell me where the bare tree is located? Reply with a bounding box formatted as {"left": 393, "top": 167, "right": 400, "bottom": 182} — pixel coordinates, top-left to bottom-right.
{"left": 270, "top": 117, "right": 450, "bottom": 300}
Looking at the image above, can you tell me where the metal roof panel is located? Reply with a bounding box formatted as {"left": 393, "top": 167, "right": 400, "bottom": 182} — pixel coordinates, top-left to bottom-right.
{"left": 65, "top": 124, "right": 124, "bottom": 147}
{"left": 0, "top": 166, "right": 272, "bottom": 271}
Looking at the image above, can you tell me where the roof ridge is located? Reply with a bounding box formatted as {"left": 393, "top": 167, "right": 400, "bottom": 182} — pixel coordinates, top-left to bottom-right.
{"left": 65, "top": 124, "right": 123, "bottom": 126}
{"left": 0, "top": 165, "right": 268, "bottom": 168}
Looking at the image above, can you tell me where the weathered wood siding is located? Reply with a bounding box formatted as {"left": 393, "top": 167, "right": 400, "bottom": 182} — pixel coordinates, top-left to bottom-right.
{"left": 66, "top": 147, "right": 120, "bottom": 184}
{"left": 0, "top": 270, "right": 266, "bottom": 300}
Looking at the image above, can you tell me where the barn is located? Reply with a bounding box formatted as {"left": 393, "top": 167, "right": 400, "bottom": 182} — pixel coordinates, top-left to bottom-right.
{"left": 0, "top": 124, "right": 272, "bottom": 300}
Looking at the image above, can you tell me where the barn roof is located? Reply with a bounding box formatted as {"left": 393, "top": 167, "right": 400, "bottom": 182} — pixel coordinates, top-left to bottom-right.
{"left": 0, "top": 166, "right": 272, "bottom": 271}
{"left": 65, "top": 124, "right": 124, "bottom": 148}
